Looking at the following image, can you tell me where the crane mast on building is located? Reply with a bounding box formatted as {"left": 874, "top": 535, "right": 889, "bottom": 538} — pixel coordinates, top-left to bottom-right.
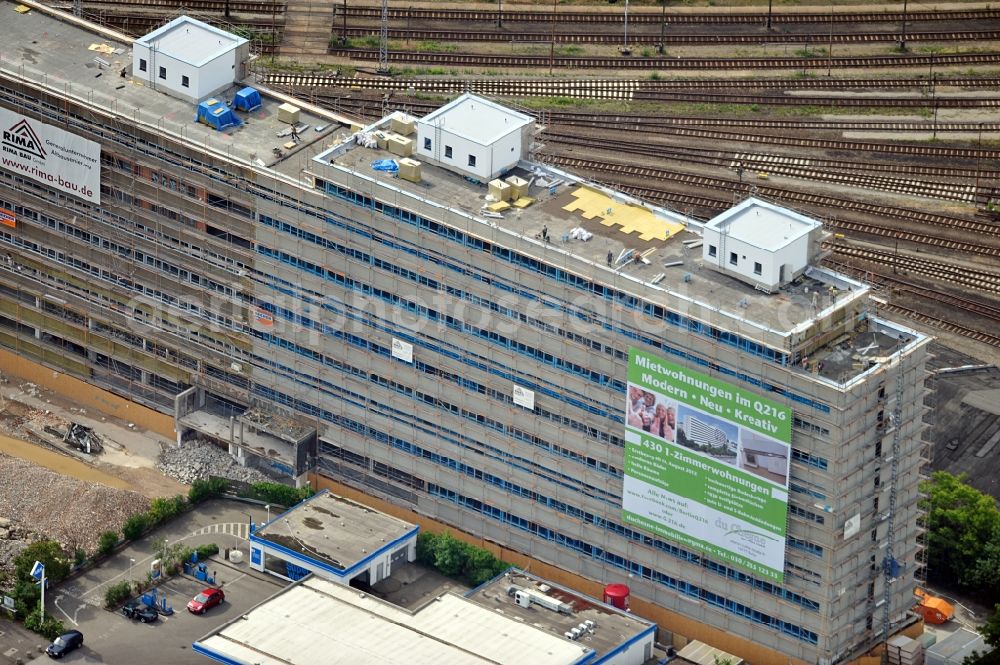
{"left": 881, "top": 347, "right": 905, "bottom": 661}
{"left": 377, "top": 0, "right": 390, "bottom": 74}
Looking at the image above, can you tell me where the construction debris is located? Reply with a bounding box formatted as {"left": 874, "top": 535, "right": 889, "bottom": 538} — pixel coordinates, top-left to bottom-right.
{"left": 0, "top": 454, "right": 150, "bottom": 586}
{"left": 157, "top": 439, "right": 272, "bottom": 485}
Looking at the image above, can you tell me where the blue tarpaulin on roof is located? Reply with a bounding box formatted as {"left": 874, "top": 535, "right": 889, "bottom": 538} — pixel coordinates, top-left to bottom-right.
{"left": 372, "top": 159, "right": 398, "bottom": 173}
{"left": 196, "top": 98, "right": 241, "bottom": 131}
{"left": 234, "top": 87, "right": 262, "bottom": 112}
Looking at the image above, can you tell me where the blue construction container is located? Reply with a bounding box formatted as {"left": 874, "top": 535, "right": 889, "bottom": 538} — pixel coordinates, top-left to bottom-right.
{"left": 234, "top": 87, "right": 262, "bottom": 112}
{"left": 195, "top": 98, "right": 241, "bottom": 131}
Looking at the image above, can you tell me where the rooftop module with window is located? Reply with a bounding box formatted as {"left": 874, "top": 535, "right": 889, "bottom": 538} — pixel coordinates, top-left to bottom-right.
{"left": 132, "top": 15, "right": 249, "bottom": 103}
{"left": 701, "top": 198, "right": 825, "bottom": 293}
{"left": 415, "top": 93, "right": 535, "bottom": 182}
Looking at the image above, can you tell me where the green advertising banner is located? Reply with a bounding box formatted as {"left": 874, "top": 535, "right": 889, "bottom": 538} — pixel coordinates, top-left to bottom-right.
{"left": 623, "top": 348, "right": 792, "bottom": 582}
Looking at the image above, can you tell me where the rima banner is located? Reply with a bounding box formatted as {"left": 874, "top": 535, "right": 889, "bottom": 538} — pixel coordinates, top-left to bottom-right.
{"left": 0, "top": 108, "right": 100, "bottom": 204}
{"left": 623, "top": 348, "right": 792, "bottom": 582}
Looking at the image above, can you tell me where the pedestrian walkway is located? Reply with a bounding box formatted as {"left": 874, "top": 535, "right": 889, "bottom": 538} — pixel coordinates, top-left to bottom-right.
{"left": 280, "top": 0, "right": 339, "bottom": 57}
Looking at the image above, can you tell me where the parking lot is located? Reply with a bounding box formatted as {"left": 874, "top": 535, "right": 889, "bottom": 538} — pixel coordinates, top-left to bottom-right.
{"left": 1, "top": 499, "right": 288, "bottom": 665}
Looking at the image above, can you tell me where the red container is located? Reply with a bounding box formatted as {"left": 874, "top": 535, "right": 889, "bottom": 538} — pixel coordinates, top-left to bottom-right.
{"left": 603, "top": 583, "right": 630, "bottom": 610}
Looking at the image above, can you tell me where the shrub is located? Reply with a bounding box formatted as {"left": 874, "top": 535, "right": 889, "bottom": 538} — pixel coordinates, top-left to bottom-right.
{"left": 104, "top": 580, "right": 131, "bottom": 608}
{"left": 189, "top": 477, "right": 230, "bottom": 504}
{"left": 97, "top": 531, "right": 119, "bottom": 557}
{"left": 121, "top": 513, "right": 150, "bottom": 541}
{"left": 195, "top": 543, "right": 220, "bottom": 558}
{"left": 240, "top": 482, "right": 313, "bottom": 508}
{"left": 148, "top": 495, "right": 187, "bottom": 524}
{"left": 73, "top": 549, "right": 86, "bottom": 567}
{"left": 24, "top": 608, "right": 65, "bottom": 640}
{"left": 416, "top": 531, "right": 509, "bottom": 586}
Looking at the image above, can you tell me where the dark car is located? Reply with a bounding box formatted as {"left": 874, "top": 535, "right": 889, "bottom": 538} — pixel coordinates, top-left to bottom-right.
{"left": 122, "top": 600, "right": 159, "bottom": 623}
{"left": 46, "top": 630, "right": 83, "bottom": 658}
{"left": 186, "top": 587, "right": 224, "bottom": 614}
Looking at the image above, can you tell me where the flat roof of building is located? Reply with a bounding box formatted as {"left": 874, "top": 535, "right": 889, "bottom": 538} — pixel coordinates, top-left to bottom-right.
{"left": 135, "top": 15, "right": 247, "bottom": 67}
{"left": 418, "top": 92, "right": 534, "bottom": 146}
{"left": 705, "top": 197, "right": 821, "bottom": 252}
{"left": 194, "top": 576, "right": 593, "bottom": 665}
{"left": 4, "top": 3, "right": 346, "bottom": 168}
{"left": 467, "top": 570, "right": 655, "bottom": 659}
{"left": 314, "top": 132, "right": 869, "bottom": 342}
{"left": 253, "top": 491, "right": 417, "bottom": 572}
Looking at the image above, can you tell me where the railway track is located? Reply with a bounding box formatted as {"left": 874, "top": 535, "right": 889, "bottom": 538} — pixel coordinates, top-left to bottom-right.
{"left": 537, "top": 155, "right": 1000, "bottom": 239}
{"left": 339, "top": 7, "right": 1000, "bottom": 25}
{"left": 540, "top": 127, "right": 1000, "bottom": 161}
{"left": 869, "top": 299, "right": 1000, "bottom": 347}
{"left": 337, "top": 28, "right": 1000, "bottom": 45}
{"left": 326, "top": 49, "right": 1000, "bottom": 70}
{"left": 826, "top": 244, "right": 1000, "bottom": 294}
{"left": 277, "top": 86, "right": 1000, "bottom": 134}
{"left": 51, "top": 0, "right": 285, "bottom": 13}
{"left": 262, "top": 73, "right": 1000, "bottom": 93}
{"left": 543, "top": 133, "right": 984, "bottom": 203}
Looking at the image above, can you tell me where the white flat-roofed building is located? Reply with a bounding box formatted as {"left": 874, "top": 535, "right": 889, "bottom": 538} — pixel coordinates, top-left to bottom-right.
{"left": 248, "top": 490, "right": 418, "bottom": 586}
{"left": 415, "top": 93, "right": 534, "bottom": 181}
{"left": 193, "top": 576, "right": 595, "bottom": 665}
{"left": 132, "top": 15, "right": 249, "bottom": 103}
{"left": 702, "top": 197, "right": 824, "bottom": 292}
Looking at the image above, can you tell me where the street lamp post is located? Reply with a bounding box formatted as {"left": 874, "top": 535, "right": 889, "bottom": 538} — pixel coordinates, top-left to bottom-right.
{"left": 265, "top": 504, "right": 272, "bottom": 524}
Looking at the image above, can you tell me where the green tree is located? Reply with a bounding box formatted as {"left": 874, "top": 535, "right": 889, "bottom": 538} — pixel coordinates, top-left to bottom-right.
{"left": 984, "top": 603, "right": 1000, "bottom": 649}
{"left": 431, "top": 532, "right": 469, "bottom": 578}
{"left": 148, "top": 495, "right": 187, "bottom": 524}
{"left": 462, "top": 546, "right": 505, "bottom": 587}
{"left": 14, "top": 540, "right": 70, "bottom": 584}
{"left": 968, "top": 524, "right": 1000, "bottom": 600}
{"left": 920, "top": 471, "right": 1000, "bottom": 588}
{"left": 189, "top": 477, "right": 229, "bottom": 504}
{"left": 121, "top": 513, "right": 150, "bottom": 540}
{"left": 97, "top": 530, "right": 119, "bottom": 556}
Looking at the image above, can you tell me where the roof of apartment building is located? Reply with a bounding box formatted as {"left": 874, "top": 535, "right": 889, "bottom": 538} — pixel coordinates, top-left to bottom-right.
{"left": 5, "top": 2, "right": 927, "bottom": 382}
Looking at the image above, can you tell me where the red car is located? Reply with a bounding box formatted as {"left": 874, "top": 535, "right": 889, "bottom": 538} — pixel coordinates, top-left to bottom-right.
{"left": 186, "top": 587, "right": 225, "bottom": 614}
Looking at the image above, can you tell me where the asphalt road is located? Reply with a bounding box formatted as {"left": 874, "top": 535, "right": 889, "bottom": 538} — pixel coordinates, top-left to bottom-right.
{"left": 2, "top": 498, "right": 286, "bottom": 665}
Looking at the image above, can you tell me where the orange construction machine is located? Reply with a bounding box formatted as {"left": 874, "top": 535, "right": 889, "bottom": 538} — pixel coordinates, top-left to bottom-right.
{"left": 913, "top": 587, "right": 955, "bottom": 625}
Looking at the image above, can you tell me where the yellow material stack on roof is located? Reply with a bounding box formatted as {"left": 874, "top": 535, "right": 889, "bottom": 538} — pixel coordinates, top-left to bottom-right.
{"left": 563, "top": 187, "right": 684, "bottom": 242}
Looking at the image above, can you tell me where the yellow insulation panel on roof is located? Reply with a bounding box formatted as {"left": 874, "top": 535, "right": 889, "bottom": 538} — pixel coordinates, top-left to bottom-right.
{"left": 562, "top": 187, "right": 684, "bottom": 242}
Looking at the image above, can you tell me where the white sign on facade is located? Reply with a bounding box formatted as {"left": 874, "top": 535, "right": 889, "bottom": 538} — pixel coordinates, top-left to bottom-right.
{"left": 0, "top": 108, "right": 101, "bottom": 204}
{"left": 843, "top": 513, "right": 861, "bottom": 540}
{"left": 512, "top": 384, "right": 534, "bottom": 410}
{"left": 391, "top": 338, "right": 413, "bottom": 363}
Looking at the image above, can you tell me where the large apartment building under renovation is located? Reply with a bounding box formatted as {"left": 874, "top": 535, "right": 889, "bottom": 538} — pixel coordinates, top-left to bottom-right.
{"left": 0, "top": 4, "right": 930, "bottom": 664}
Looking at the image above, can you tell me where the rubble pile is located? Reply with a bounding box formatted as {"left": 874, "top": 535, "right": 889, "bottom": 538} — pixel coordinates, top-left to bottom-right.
{"left": 0, "top": 453, "right": 150, "bottom": 582}
{"left": 157, "top": 439, "right": 272, "bottom": 485}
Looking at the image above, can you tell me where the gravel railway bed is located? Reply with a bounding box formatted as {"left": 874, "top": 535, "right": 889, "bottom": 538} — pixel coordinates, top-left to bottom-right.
{"left": 542, "top": 134, "right": 986, "bottom": 203}
{"left": 279, "top": 90, "right": 1000, "bottom": 134}
{"left": 325, "top": 49, "right": 1000, "bottom": 70}
{"left": 51, "top": 0, "right": 284, "bottom": 12}
{"left": 538, "top": 154, "right": 1000, "bottom": 238}
{"left": 335, "top": 28, "right": 1000, "bottom": 45}
{"left": 540, "top": 128, "right": 1000, "bottom": 161}
{"left": 339, "top": 7, "right": 1000, "bottom": 25}
{"left": 264, "top": 74, "right": 1000, "bottom": 93}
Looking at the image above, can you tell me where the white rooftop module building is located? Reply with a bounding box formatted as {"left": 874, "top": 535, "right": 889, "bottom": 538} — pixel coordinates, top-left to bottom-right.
{"left": 416, "top": 93, "right": 534, "bottom": 182}
{"left": 132, "top": 15, "right": 249, "bottom": 103}
{"left": 702, "top": 197, "right": 824, "bottom": 292}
